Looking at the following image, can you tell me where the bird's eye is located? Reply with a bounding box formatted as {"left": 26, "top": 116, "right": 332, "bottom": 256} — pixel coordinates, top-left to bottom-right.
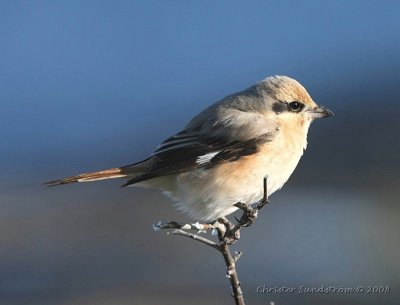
{"left": 288, "top": 101, "right": 304, "bottom": 112}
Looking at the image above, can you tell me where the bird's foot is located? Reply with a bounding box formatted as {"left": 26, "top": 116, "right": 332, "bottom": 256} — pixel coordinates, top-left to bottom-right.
{"left": 234, "top": 202, "right": 259, "bottom": 227}
{"left": 217, "top": 196, "right": 270, "bottom": 245}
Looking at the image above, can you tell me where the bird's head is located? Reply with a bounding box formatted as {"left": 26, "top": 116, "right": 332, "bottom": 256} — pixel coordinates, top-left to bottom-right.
{"left": 259, "top": 75, "right": 333, "bottom": 128}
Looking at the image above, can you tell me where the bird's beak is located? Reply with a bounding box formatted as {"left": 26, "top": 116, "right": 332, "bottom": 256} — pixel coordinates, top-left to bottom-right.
{"left": 306, "top": 105, "right": 334, "bottom": 119}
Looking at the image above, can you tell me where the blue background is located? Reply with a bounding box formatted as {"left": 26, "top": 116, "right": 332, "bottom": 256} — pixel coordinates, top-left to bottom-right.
{"left": 1, "top": 1, "right": 399, "bottom": 304}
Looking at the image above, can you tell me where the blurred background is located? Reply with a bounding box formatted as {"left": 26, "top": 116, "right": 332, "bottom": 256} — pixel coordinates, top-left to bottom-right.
{"left": 1, "top": 1, "right": 399, "bottom": 304}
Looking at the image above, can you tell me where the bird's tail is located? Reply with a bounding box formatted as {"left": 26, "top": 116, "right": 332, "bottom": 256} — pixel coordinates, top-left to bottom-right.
{"left": 44, "top": 161, "right": 149, "bottom": 187}
{"left": 44, "top": 168, "right": 128, "bottom": 186}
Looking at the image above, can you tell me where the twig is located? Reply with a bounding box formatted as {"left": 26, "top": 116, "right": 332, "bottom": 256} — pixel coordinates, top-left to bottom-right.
{"left": 171, "top": 229, "right": 219, "bottom": 250}
{"left": 155, "top": 176, "right": 270, "bottom": 305}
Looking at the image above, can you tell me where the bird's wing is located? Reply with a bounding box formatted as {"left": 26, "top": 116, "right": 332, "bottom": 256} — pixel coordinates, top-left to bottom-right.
{"left": 123, "top": 103, "right": 279, "bottom": 186}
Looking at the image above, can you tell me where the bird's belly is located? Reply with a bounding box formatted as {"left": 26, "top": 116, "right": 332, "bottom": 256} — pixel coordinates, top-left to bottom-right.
{"left": 166, "top": 144, "right": 304, "bottom": 222}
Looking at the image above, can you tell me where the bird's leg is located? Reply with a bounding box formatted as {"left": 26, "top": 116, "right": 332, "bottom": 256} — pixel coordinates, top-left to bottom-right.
{"left": 233, "top": 202, "right": 258, "bottom": 227}
{"left": 235, "top": 175, "right": 270, "bottom": 227}
{"left": 256, "top": 174, "right": 270, "bottom": 210}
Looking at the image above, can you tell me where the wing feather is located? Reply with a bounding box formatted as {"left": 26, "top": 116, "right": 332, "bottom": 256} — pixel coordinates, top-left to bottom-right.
{"left": 123, "top": 134, "right": 272, "bottom": 186}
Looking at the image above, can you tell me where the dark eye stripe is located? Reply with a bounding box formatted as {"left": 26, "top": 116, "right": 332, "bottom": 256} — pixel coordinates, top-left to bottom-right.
{"left": 272, "top": 101, "right": 287, "bottom": 113}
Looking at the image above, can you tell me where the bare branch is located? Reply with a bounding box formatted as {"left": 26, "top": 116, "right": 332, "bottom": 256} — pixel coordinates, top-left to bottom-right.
{"left": 153, "top": 221, "right": 215, "bottom": 232}
{"left": 220, "top": 242, "right": 245, "bottom": 305}
{"left": 171, "top": 229, "right": 219, "bottom": 251}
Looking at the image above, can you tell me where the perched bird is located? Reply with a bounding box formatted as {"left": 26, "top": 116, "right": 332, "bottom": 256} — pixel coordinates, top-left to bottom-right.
{"left": 45, "top": 76, "right": 333, "bottom": 222}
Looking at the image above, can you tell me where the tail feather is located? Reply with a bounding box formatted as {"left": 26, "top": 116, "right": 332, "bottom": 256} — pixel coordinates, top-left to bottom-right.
{"left": 44, "top": 167, "right": 128, "bottom": 187}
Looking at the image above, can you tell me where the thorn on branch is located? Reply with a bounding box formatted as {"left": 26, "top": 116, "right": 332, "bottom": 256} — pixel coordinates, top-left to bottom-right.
{"left": 233, "top": 251, "right": 243, "bottom": 262}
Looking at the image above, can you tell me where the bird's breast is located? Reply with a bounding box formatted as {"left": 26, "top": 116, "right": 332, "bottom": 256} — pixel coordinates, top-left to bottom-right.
{"left": 263, "top": 120, "right": 309, "bottom": 188}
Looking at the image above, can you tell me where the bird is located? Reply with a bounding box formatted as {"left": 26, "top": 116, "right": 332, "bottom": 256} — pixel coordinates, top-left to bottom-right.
{"left": 45, "top": 75, "right": 333, "bottom": 222}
